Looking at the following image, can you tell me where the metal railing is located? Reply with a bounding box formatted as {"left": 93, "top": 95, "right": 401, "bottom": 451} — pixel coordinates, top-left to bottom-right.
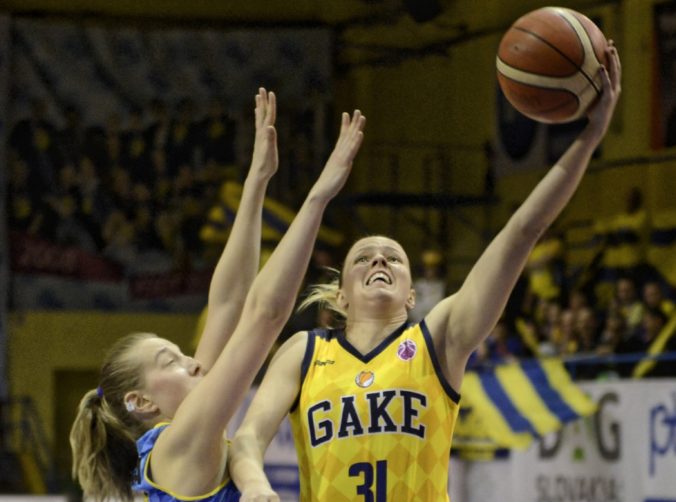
{"left": 563, "top": 351, "right": 676, "bottom": 379}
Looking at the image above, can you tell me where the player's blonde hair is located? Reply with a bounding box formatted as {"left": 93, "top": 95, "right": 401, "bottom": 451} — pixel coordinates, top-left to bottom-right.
{"left": 69, "top": 332, "right": 156, "bottom": 501}
{"left": 297, "top": 267, "right": 346, "bottom": 319}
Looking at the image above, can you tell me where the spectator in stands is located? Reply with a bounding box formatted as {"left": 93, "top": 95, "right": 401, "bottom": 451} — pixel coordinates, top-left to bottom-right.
{"left": 641, "top": 307, "right": 668, "bottom": 348}
{"left": 613, "top": 307, "right": 670, "bottom": 377}
{"left": 80, "top": 112, "right": 117, "bottom": 175}
{"left": 640, "top": 308, "right": 676, "bottom": 377}
{"left": 145, "top": 98, "right": 171, "bottom": 154}
{"left": 597, "top": 311, "right": 627, "bottom": 354}
{"left": 172, "top": 164, "right": 209, "bottom": 263}
{"left": 571, "top": 306, "right": 602, "bottom": 379}
{"left": 471, "top": 318, "right": 524, "bottom": 367}
{"left": 535, "top": 299, "right": 563, "bottom": 355}
{"left": 102, "top": 209, "right": 138, "bottom": 270}
{"left": 642, "top": 279, "right": 675, "bottom": 318}
{"left": 150, "top": 148, "right": 173, "bottom": 207}
{"left": 58, "top": 103, "right": 85, "bottom": 166}
{"left": 609, "top": 275, "right": 644, "bottom": 338}
{"left": 103, "top": 174, "right": 154, "bottom": 268}
{"left": 555, "top": 308, "right": 578, "bottom": 356}
{"left": 408, "top": 248, "right": 447, "bottom": 323}
{"left": 132, "top": 204, "right": 165, "bottom": 253}
{"left": 286, "top": 125, "right": 316, "bottom": 199}
{"left": 77, "top": 156, "right": 109, "bottom": 250}
{"left": 45, "top": 163, "right": 98, "bottom": 252}
{"left": 7, "top": 155, "right": 45, "bottom": 235}
{"left": 525, "top": 227, "right": 565, "bottom": 304}
{"left": 605, "top": 307, "right": 652, "bottom": 377}
{"left": 595, "top": 311, "right": 628, "bottom": 377}
{"left": 167, "top": 97, "right": 200, "bottom": 175}
{"left": 199, "top": 96, "right": 237, "bottom": 169}
{"left": 122, "top": 107, "right": 152, "bottom": 186}
{"left": 155, "top": 208, "right": 184, "bottom": 268}
{"left": 108, "top": 167, "right": 137, "bottom": 219}
{"left": 100, "top": 112, "right": 123, "bottom": 172}
{"left": 574, "top": 306, "right": 600, "bottom": 354}
{"left": 9, "top": 98, "right": 61, "bottom": 193}
{"left": 567, "top": 287, "right": 591, "bottom": 316}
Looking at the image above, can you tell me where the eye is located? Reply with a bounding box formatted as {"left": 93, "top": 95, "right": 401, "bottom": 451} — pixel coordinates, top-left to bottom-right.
{"left": 354, "top": 255, "right": 369, "bottom": 264}
{"left": 387, "top": 256, "right": 402, "bottom": 263}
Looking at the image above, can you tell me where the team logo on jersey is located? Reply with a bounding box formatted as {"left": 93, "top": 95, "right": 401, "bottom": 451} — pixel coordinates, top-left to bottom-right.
{"left": 355, "top": 370, "right": 375, "bottom": 388}
{"left": 397, "top": 339, "right": 417, "bottom": 361}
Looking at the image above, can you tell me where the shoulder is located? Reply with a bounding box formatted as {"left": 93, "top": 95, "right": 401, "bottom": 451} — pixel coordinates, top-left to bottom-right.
{"left": 269, "top": 330, "right": 310, "bottom": 366}
{"left": 281, "top": 330, "right": 310, "bottom": 350}
{"left": 268, "top": 327, "right": 347, "bottom": 375}
{"left": 137, "top": 423, "right": 170, "bottom": 457}
{"left": 424, "top": 294, "right": 457, "bottom": 339}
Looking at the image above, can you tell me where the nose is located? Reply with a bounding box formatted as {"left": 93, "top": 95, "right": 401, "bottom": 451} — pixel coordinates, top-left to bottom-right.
{"left": 187, "top": 358, "right": 202, "bottom": 376}
{"left": 370, "top": 254, "right": 387, "bottom": 267}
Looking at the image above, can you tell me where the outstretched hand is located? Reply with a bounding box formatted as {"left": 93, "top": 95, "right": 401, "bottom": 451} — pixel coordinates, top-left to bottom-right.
{"left": 586, "top": 40, "right": 621, "bottom": 141}
{"left": 250, "top": 87, "right": 278, "bottom": 180}
{"left": 310, "top": 110, "right": 366, "bottom": 201}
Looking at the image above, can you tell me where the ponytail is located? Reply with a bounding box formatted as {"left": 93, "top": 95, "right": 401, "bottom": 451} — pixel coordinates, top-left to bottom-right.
{"left": 297, "top": 268, "right": 346, "bottom": 320}
{"left": 69, "top": 332, "right": 155, "bottom": 501}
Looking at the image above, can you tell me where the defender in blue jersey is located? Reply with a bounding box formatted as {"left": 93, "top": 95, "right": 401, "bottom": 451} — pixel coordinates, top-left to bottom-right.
{"left": 70, "top": 90, "right": 366, "bottom": 501}
{"left": 132, "top": 424, "right": 240, "bottom": 502}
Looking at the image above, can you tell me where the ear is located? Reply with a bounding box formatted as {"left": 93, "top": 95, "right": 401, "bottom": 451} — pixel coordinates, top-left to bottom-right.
{"left": 405, "top": 288, "right": 416, "bottom": 311}
{"left": 123, "top": 391, "right": 159, "bottom": 416}
{"left": 336, "top": 289, "right": 349, "bottom": 310}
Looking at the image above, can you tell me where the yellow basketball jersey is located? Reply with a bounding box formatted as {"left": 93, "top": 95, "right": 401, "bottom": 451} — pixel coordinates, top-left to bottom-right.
{"left": 289, "top": 320, "right": 460, "bottom": 501}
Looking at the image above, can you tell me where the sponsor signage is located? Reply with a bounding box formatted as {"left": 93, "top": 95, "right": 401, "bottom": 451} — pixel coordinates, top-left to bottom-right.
{"left": 511, "top": 380, "right": 676, "bottom": 502}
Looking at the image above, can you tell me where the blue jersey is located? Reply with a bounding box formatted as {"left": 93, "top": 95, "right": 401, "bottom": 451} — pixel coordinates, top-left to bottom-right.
{"left": 132, "top": 423, "right": 240, "bottom": 502}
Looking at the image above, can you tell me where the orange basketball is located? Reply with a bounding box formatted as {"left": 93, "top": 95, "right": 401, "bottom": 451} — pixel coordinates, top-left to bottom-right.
{"left": 496, "top": 7, "right": 609, "bottom": 124}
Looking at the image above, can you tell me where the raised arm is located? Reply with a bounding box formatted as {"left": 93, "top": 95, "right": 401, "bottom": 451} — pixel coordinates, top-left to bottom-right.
{"left": 153, "top": 111, "right": 366, "bottom": 490}
{"left": 194, "top": 88, "right": 278, "bottom": 370}
{"left": 426, "top": 44, "right": 621, "bottom": 385}
{"left": 230, "top": 331, "right": 308, "bottom": 501}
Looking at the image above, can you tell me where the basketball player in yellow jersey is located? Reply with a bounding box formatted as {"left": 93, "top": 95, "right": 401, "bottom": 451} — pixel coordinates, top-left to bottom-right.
{"left": 290, "top": 321, "right": 459, "bottom": 500}
{"left": 231, "top": 44, "right": 621, "bottom": 501}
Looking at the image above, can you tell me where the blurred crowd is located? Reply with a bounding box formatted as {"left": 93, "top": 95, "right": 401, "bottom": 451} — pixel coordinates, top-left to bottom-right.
{"left": 7, "top": 98, "right": 676, "bottom": 378}
{"left": 407, "top": 237, "right": 676, "bottom": 379}
{"left": 7, "top": 96, "right": 324, "bottom": 276}
{"left": 7, "top": 97, "right": 241, "bottom": 274}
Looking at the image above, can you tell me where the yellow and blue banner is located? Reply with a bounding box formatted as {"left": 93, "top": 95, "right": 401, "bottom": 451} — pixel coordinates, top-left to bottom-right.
{"left": 453, "top": 358, "right": 596, "bottom": 459}
{"left": 200, "top": 181, "right": 344, "bottom": 248}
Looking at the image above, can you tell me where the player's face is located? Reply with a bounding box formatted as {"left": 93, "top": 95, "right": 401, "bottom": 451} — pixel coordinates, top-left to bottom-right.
{"left": 136, "top": 337, "right": 204, "bottom": 419}
{"left": 340, "top": 236, "right": 413, "bottom": 311}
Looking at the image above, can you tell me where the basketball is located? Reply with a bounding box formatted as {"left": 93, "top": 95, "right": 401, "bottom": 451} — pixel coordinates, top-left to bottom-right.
{"left": 496, "top": 7, "right": 609, "bottom": 124}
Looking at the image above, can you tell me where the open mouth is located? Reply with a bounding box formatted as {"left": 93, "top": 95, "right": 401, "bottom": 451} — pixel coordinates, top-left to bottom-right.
{"left": 366, "top": 271, "right": 392, "bottom": 285}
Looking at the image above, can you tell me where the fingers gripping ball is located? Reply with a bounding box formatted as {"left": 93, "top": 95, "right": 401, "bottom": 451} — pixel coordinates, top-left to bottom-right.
{"left": 496, "top": 7, "right": 609, "bottom": 123}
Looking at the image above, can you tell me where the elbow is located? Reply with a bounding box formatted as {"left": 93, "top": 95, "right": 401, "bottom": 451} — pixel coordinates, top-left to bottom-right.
{"left": 232, "top": 426, "right": 268, "bottom": 459}
{"left": 244, "top": 291, "right": 293, "bottom": 328}
{"left": 510, "top": 213, "right": 548, "bottom": 243}
{"left": 233, "top": 425, "right": 259, "bottom": 446}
